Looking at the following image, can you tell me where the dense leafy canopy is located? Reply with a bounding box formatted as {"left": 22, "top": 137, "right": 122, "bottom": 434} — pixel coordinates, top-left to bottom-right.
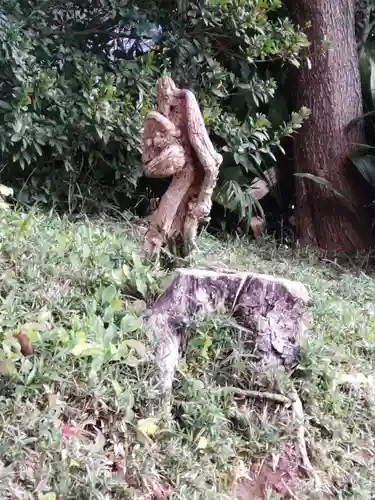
{"left": 0, "top": 0, "right": 309, "bottom": 218}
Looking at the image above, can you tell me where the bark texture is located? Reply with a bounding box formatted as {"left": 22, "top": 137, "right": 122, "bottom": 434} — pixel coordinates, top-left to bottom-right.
{"left": 142, "top": 77, "right": 222, "bottom": 258}
{"left": 289, "top": 0, "right": 371, "bottom": 254}
{"left": 146, "top": 268, "right": 309, "bottom": 396}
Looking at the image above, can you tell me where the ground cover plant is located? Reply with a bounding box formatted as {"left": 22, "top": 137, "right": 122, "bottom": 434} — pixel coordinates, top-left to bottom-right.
{"left": 0, "top": 207, "right": 374, "bottom": 499}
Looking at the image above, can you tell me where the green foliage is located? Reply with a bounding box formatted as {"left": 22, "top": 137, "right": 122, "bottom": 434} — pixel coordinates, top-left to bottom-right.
{"left": 0, "top": 0, "right": 309, "bottom": 222}
{"left": 215, "top": 108, "right": 310, "bottom": 224}
{"left": 0, "top": 208, "right": 374, "bottom": 498}
{"left": 348, "top": 40, "right": 375, "bottom": 206}
{"left": 162, "top": 0, "right": 310, "bottom": 224}
{"left": 0, "top": 0, "right": 163, "bottom": 209}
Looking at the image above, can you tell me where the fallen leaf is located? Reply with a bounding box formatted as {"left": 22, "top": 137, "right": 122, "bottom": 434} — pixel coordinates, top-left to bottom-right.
{"left": 16, "top": 331, "right": 33, "bottom": 356}
{"left": 0, "top": 359, "right": 17, "bottom": 375}
{"left": 0, "top": 184, "right": 13, "bottom": 197}
{"left": 137, "top": 417, "right": 158, "bottom": 437}
{"left": 196, "top": 436, "right": 208, "bottom": 450}
{"left": 61, "top": 424, "right": 81, "bottom": 440}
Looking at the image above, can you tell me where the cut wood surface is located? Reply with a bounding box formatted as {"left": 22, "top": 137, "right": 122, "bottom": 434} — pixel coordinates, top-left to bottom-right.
{"left": 146, "top": 268, "right": 309, "bottom": 395}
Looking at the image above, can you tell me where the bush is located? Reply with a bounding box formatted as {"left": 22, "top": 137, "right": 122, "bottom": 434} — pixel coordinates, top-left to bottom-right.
{"left": 0, "top": 0, "right": 163, "bottom": 210}
{"left": 0, "top": 0, "right": 309, "bottom": 224}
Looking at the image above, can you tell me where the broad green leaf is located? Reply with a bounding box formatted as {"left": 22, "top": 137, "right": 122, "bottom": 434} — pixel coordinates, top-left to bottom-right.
{"left": 348, "top": 153, "right": 375, "bottom": 187}
{"left": 92, "top": 431, "right": 106, "bottom": 453}
{"left": 74, "top": 331, "right": 86, "bottom": 344}
{"left": 128, "top": 299, "right": 147, "bottom": 314}
{"left": 38, "top": 494, "right": 56, "bottom": 500}
{"left": 18, "top": 214, "right": 33, "bottom": 236}
{"left": 211, "top": 88, "right": 226, "bottom": 98}
{"left": 104, "top": 323, "right": 117, "bottom": 344}
{"left": 90, "top": 354, "right": 104, "bottom": 375}
{"left": 36, "top": 310, "right": 52, "bottom": 323}
{"left": 135, "top": 278, "right": 147, "bottom": 297}
{"left": 111, "top": 379, "right": 122, "bottom": 396}
{"left": 69, "top": 254, "right": 81, "bottom": 267}
{"left": 294, "top": 173, "right": 351, "bottom": 203}
{"left": 110, "top": 298, "right": 123, "bottom": 311}
{"left": 120, "top": 315, "right": 141, "bottom": 334}
{"left": 123, "top": 339, "right": 146, "bottom": 358}
{"left": 21, "top": 322, "right": 48, "bottom": 333}
{"left": 115, "top": 341, "right": 129, "bottom": 359}
{"left": 71, "top": 343, "right": 104, "bottom": 357}
{"left": 131, "top": 252, "right": 142, "bottom": 269}
{"left": 101, "top": 284, "right": 117, "bottom": 304}
{"left": 0, "top": 359, "right": 17, "bottom": 376}
{"left": 82, "top": 244, "right": 91, "bottom": 259}
{"left": 0, "top": 200, "right": 10, "bottom": 209}
{"left": 122, "top": 264, "right": 131, "bottom": 276}
{"left": 0, "top": 100, "right": 12, "bottom": 110}
{"left": 112, "top": 268, "right": 125, "bottom": 284}
{"left": 103, "top": 306, "right": 115, "bottom": 323}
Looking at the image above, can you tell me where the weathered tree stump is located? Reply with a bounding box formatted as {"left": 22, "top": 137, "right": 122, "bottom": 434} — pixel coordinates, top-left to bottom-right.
{"left": 146, "top": 268, "right": 309, "bottom": 396}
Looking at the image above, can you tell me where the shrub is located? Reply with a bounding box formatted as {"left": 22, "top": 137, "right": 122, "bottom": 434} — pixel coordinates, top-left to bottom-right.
{"left": 0, "top": 0, "right": 309, "bottom": 224}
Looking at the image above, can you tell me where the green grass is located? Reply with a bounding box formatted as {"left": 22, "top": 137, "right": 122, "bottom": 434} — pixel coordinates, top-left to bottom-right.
{"left": 0, "top": 208, "right": 374, "bottom": 500}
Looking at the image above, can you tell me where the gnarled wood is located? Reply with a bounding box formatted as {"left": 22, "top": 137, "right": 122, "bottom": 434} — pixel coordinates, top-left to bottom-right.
{"left": 142, "top": 77, "right": 222, "bottom": 258}
{"left": 146, "top": 268, "right": 309, "bottom": 396}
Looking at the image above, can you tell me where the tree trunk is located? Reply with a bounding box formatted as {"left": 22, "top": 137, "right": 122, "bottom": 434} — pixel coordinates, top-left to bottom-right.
{"left": 289, "top": 0, "right": 371, "bottom": 254}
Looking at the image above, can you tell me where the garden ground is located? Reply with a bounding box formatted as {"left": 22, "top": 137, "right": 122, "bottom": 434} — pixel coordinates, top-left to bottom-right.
{"left": 0, "top": 208, "right": 374, "bottom": 499}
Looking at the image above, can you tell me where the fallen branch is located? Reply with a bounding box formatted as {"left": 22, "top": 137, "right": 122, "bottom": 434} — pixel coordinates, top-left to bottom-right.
{"left": 281, "top": 479, "right": 301, "bottom": 500}
{"left": 219, "top": 386, "right": 292, "bottom": 405}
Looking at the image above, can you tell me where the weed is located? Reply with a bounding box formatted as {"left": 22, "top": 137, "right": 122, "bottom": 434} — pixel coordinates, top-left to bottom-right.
{"left": 0, "top": 209, "right": 374, "bottom": 499}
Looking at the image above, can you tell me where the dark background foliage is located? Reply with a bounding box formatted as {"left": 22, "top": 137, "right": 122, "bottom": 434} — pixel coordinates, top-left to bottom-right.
{"left": 0, "top": 0, "right": 311, "bottom": 231}
{"left": 5, "top": 0, "right": 375, "bottom": 241}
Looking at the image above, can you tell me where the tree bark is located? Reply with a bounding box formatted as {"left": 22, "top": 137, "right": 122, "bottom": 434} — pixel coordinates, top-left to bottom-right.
{"left": 289, "top": 0, "right": 371, "bottom": 254}
{"left": 147, "top": 268, "right": 309, "bottom": 398}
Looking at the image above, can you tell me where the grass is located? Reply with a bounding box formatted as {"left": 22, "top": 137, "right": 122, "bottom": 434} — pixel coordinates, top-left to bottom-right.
{"left": 0, "top": 207, "right": 374, "bottom": 500}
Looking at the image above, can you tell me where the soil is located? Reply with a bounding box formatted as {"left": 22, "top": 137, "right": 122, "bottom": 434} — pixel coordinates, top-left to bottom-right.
{"left": 233, "top": 441, "right": 306, "bottom": 500}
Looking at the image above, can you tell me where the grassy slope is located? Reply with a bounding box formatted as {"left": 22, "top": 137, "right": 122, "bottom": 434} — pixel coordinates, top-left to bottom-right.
{"left": 0, "top": 208, "right": 374, "bottom": 500}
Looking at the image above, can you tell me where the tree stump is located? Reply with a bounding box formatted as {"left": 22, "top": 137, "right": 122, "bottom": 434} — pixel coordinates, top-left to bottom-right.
{"left": 146, "top": 268, "right": 309, "bottom": 397}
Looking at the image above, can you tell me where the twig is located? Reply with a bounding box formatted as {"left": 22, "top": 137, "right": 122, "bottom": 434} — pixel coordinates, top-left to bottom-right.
{"left": 219, "top": 386, "right": 292, "bottom": 405}
{"left": 281, "top": 479, "right": 301, "bottom": 500}
{"left": 291, "top": 388, "right": 322, "bottom": 489}
{"left": 231, "top": 274, "right": 247, "bottom": 312}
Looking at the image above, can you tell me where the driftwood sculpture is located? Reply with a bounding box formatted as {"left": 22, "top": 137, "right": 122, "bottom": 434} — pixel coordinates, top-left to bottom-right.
{"left": 142, "top": 77, "right": 223, "bottom": 258}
